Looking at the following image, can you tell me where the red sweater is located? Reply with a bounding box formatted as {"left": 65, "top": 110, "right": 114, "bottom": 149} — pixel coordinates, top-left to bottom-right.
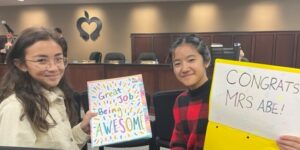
{"left": 170, "top": 80, "right": 211, "bottom": 150}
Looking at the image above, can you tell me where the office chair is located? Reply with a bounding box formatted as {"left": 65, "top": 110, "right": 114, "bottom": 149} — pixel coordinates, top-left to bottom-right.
{"left": 152, "top": 89, "right": 183, "bottom": 149}
{"left": 136, "top": 52, "right": 159, "bottom": 64}
{"left": 79, "top": 91, "right": 158, "bottom": 150}
{"left": 89, "top": 51, "right": 102, "bottom": 63}
{"left": 104, "top": 52, "right": 125, "bottom": 64}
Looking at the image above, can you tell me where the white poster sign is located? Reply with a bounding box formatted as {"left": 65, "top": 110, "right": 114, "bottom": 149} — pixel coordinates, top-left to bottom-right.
{"left": 210, "top": 59, "right": 300, "bottom": 140}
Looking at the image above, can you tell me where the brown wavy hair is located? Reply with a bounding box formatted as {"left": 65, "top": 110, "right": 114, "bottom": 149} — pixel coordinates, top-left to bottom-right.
{"left": 0, "top": 27, "right": 79, "bottom": 132}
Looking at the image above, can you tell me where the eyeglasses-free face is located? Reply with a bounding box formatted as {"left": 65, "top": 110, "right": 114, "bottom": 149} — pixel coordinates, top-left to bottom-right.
{"left": 172, "top": 43, "right": 209, "bottom": 90}
{"left": 22, "top": 39, "right": 66, "bottom": 89}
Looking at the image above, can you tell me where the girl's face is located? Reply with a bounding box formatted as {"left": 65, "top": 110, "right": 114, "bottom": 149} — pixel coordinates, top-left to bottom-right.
{"left": 172, "top": 43, "right": 208, "bottom": 90}
{"left": 21, "top": 39, "right": 66, "bottom": 89}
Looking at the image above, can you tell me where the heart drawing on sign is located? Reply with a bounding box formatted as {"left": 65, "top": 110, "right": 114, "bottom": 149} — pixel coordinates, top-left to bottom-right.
{"left": 76, "top": 11, "right": 102, "bottom": 41}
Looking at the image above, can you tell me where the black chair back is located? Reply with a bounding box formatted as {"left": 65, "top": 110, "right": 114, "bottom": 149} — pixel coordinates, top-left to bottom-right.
{"left": 136, "top": 52, "right": 158, "bottom": 64}
{"left": 104, "top": 52, "right": 125, "bottom": 64}
{"left": 153, "top": 89, "right": 183, "bottom": 148}
{"left": 89, "top": 51, "right": 102, "bottom": 63}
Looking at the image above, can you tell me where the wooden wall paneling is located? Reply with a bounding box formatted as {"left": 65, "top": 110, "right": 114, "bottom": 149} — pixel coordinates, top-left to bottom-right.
{"left": 293, "top": 32, "right": 299, "bottom": 68}
{"left": 0, "top": 64, "right": 187, "bottom": 95}
{"left": 212, "top": 34, "right": 233, "bottom": 47}
{"left": 233, "top": 34, "right": 254, "bottom": 61}
{"left": 295, "top": 33, "right": 300, "bottom": 68}
{"left": 133, "top": 68, "right": 157, "bottom": 95}
{"left": 251, "top": 35, "right": 256, "bottom": 62}
{"left": 131, "top": 31, "right": 300, "bottom": 67}
{"left": 206, "top": 66, "right": 214, "bottom": 79}
{"left": 274, "top": 32, "right": 296, "bottom": 67}
{"left": 198, "top": 33, "right": 212, "bottom": 46}
{"left": 104, "top": 64, "right": 158, "bottom": 94}
{"left": 170, "top": 34, "right": 179, "bottom": 43}
{"left": 104, "top": 65, "right": 132, "bottom": 78}
{"left": 171, "top": 33, "right": 193, "bottom": 43}
{"left": 65, "top": 64, "right": 105, "bottom": 92}
{"left": 131, "top": 34, "right": 153, "bottom": 63}
{"left": 157, "top": 66, "right": 184, "bottom": 91}
{"left": 170, "top": 33, "right": 212, "bottom": 47}
{"left": 253, "top": 33, "right": 275, "bottom": 64}
{"left": 153, "top": 34, "right": 172, "bottom": 63}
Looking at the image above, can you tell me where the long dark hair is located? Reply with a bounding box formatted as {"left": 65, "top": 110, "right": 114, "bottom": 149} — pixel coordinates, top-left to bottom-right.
{"left": 0, "top": 27, "right": 78, "bottom": 132}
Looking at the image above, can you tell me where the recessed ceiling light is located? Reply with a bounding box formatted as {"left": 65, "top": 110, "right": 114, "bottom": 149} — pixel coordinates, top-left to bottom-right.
{"left": 18, "top": 0, "right": 24, "bottom": 2}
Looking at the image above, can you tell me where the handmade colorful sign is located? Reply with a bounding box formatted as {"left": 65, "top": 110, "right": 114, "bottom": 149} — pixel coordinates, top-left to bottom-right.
{"left": 204, "top": 59, "right": 300, "bottom": 150}
{"left": 87, "top": 74, "right": 152, "bottom": 147}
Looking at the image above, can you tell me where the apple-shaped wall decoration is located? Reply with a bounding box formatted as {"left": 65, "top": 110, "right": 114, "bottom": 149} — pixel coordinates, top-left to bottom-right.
{"left": 76, "top": 11, "right": 102, "bottom": 41}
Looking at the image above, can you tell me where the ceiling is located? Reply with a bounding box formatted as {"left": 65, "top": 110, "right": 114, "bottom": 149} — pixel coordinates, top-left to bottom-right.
{"left": 0, "top": 0, "right": 195, "bottom": 6}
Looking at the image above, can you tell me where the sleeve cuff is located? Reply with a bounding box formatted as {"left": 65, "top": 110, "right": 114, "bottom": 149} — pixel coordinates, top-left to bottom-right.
{"left": 72, "top": 123, "right": 90, "bottom": 145}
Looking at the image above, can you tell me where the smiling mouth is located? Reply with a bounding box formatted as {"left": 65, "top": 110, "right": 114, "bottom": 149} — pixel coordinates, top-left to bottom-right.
{"left": 181, "top": 74, "right": 193, "bottom": 78}
{"left": 45, "top": 74, "right": 61, "bottom": 78}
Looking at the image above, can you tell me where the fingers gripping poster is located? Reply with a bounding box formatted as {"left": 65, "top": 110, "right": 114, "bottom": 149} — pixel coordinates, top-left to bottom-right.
{"left": 204, "top": 59, "right": 300, "bottom": 150}
{"left": 87, "top": 74, "right": 152, "bottom": 147}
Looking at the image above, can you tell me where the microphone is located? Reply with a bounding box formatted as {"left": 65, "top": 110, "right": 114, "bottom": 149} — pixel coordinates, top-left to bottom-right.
{"left": 1, "top": 20, "right": 6, "bottom": 25}
{"left": 1, "top": 20, "right": 14, "bottom": 34}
